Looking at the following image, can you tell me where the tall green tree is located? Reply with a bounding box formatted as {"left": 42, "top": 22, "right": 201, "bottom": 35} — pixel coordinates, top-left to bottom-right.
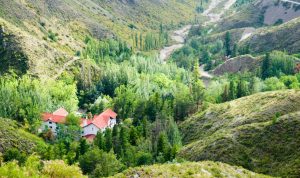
{"left": 225, "top": 32, "right": 232, "bottom": 57}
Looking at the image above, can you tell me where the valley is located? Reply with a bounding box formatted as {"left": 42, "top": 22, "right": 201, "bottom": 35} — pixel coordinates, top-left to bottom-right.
{"left": 0, "top": 0, "right": 300, "bottom": 177}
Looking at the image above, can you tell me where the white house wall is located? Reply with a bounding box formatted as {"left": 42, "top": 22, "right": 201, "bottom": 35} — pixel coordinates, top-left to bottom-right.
{"left": 82, "top": 124, "right": 100, "bottom": 136}
{"left": 41, "top": 121, "right": 58, "bottom": 135}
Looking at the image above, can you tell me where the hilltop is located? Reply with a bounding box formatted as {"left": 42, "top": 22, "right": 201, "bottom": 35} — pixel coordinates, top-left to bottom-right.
{"left": 179, "top": 90, "right": 300, "bottom": 177}
{"left": 112, "top": 161, "right": 272, "bottom": 178}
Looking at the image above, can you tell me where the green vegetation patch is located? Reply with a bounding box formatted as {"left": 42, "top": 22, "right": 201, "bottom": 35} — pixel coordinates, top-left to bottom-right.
{"left": 179, "top": 90, "right": 300, "bottom": 177}
{"left": 0, "top": 118, "right": 46, "bottom": 154}
{"left": 113, "top": 161, "right": 272, "bottom": 178}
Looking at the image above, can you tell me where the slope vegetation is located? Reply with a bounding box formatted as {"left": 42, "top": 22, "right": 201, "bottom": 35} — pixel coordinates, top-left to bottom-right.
{"left": 219, "top": 0, "right": 300, "bottom": 31}
{"left": 179, "top": 90, "right": 300, "bottom": 177}
{"left": 0, "top": 118, "right": 47, "bottom": 154}
{"left": 0, "top": 0, "right": 197, "bottom": 78}
{"left": 240, "top": 17, "right": 300, "bottom": 53}
{"left": 113, "top": 161, "right": 271, "bottom": 178}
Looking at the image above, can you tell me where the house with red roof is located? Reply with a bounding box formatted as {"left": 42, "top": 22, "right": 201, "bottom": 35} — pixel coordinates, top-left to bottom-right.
{"left": 41, "top": 108, "right": 117, "bottom": 140}
{"left": 41, "top": 107, "right": 69, "bottom": 135}
{"left": 81, "top": 109, "right": 117, "bottom": 141}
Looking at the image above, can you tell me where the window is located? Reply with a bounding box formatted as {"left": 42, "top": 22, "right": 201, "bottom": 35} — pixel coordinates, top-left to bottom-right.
{"left": 50, "top": 126, "right": 53, "bottom": 129}
{"left": 49, "top": 122, "right": 52, "bottom": 124}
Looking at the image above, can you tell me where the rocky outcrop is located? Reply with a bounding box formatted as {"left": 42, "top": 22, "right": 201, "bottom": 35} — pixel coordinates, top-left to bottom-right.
{"left": 212, "top": 55, "right": 261, "bottom": 76}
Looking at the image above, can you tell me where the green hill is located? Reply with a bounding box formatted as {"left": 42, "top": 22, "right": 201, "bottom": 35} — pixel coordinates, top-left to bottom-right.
{"left": 0, "top": 0, "right": 198, "bottom": 78}
{"left": 179, "top": 90, "right": 300, "bottom": 177}
{"left": 240, "top": 17, "right": 300, "bottom": 54}
{"left": 0, "top": 118, "right": 46, "bottom": 154}
{"left": 112, "top": 161, "right": 272, "bottom": 178}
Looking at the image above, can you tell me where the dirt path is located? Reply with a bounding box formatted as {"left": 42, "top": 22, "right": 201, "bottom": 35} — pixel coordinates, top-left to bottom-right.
{"left": 281, "top": 0, "right": 300, "bottom": 5}
{"left": 53, "top": 56, "right": 79, "bottom": 79}
{"left": 199, "top": 65, "right": 213, "bottom": 79}
{"left": 159, "top": 25, "right": 191, "bottom": 61}
{"left": 204, "top": 0, "right": 237, "bottom": 25}
{"left": 239, "top": 27, "right": 256, "bottom": 42}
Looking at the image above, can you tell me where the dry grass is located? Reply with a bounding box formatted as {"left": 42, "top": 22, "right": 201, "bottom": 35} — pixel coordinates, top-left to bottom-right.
{"left": 112, "top": 161, "right": 272, "bottom": 178}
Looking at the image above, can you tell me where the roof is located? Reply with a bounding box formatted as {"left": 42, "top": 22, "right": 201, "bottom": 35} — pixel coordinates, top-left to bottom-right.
{"left": 53, "top": 108, "right": 69, "bottom": 117}
{"left": 42, "top": 107, "right": 69, "bottom": 124}
{"left": 84, "top": 134, "right": 96, "bottom": 142}
{"left": 81, "top": 109, "right": 117, "bottom": 129}
{"left": 42, "top": 113, "right": 66, "bottom": 124}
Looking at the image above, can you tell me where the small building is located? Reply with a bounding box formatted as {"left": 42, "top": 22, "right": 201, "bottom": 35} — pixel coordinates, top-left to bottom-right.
{"left": 41, "top": 108, "right": 117, "bottom": 141}
{"left": 41, "top": 108, "right": 69, "bottom": 135}
{"left": 81, "top": 109, "right": 117, "bottom": 141}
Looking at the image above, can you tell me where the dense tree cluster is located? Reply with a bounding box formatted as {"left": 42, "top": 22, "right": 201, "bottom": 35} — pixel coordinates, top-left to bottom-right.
{"left": 0, "top": 75, "right": 78, "bottom": 131}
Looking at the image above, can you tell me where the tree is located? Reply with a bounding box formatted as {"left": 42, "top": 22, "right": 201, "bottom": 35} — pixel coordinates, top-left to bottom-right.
{"left": 129, "top": 126, "right": 138, "bottom": 146}
{"left": 92, "top": 150, "right": 124, "bottom": 177}
{"left": 262, "top": 53, "right": 271, "bottom": 79}
{"left": 237, "top": 79, "right": 249, "bottom": 98}
{"left": 156, "top": 132, "right": 171, "bottom": 162}
{"left": 94, "top": 131, "right": 105, "bottom": 150}
{"left": 136, "top": 151, "right": 153, "bottom": 166}
{"left": 66, "top": 114, "right": 80, "bottom": 126}
{"left": 232, "top": 43, "right": 238, "bottom": 57}
{"left": 229, "top": 80, "right": 236, "bottom": 100}
{"left": 104, "top": 128, "right": 113, "bottom": 152}
{"left": 3, "top": 148, "right": 27, "bottom": 165}
{"left": 224, "top": 32, "right": 232, "bottom": 57}
{"left": 43, "top": 160, "right": 84, "bottom": 177}
{"left": 222, "top": 84, "right": 230, "bottom": 102}
{"left": 191, "top": 61, "right": 205, "bottom": 108}
{"left": 79, "top": 138, "right": 89, "bottom": 155}
{"left": 79, "top": 148, "right": 123, "bottom": 176}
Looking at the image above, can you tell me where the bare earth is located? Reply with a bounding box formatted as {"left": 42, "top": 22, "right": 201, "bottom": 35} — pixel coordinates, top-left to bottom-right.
{"left": 159, "top": 25, "right": 191, "bottom": 61}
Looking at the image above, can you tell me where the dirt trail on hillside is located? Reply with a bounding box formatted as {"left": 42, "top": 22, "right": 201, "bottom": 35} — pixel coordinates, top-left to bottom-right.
{"left": 240, "top": 27, "right": 256, "bottom": 42}
{"left": 53, "top": 56, "right": 79, "bottom": 79}
{"left": 204, "top": 0, "right": 237, "bottom": 25}
{"left": 159, "top": 25, "right": 191, "bottom": 61}
{"left": 281, "top": 0, "right": 300, "bottom": 5}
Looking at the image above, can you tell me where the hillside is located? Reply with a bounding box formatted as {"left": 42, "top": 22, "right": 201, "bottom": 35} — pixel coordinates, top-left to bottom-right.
{"left": 239, "top": 17, "right": 300, "bottom": 54}
{"left": 112, "top": 161, "right": 272, "bottom": 178}
{"left": 179, "top": 90, "right": 300, "bottom": 177}
{"left": 0, "top": 118, "right": 47, "bottom": 154}
{"left": 219, "top": 0, "right": 300, "bottom": 31}
{"left": 212, "top": 55, "right": 261, "bottom": 76}
{"left": 0, "top": 0, "right": 198, "bottom": 78}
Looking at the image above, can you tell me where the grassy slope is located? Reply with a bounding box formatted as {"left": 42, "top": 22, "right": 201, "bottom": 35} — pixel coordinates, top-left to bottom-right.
{"left": 0, "top": 118, "right": 47, "bottom": 154}
{"left": 0, "top": 0, "right": 197, "bottom": 78}
{"left": 179, "top": 90, "right": 300, "bottom": 177}
{"left": 240, "top": 17, "right": 300, "bottom": 54}
{"left": 112, "top": 161, "right": 272, "bottom": 178}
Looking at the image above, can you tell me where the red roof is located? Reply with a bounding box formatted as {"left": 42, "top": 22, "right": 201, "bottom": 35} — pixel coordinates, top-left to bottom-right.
{"left": 42, "top": 108, "right": 69, "bottom": 124}
{"left": 42, "top": 113, "right": 66, "bottom": 124}
{"left": 81, "top": 109, "right": 117, "bottom": 129}
{"left": 84, "top": 134, "right": 96, "bottom": 142}
{"left": 53, "top": 108, "right": 69, "bottom": 117}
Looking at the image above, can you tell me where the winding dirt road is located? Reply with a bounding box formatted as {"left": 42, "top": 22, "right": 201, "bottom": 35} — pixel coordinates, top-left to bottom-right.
{"left": 159, "top": 25, "right": 191, "bottom": 61}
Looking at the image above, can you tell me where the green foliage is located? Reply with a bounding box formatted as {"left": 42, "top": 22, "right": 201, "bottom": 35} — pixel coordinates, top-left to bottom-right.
{"left": 42, "top": 160, "right": 85, "bottom": 177}
{"left": 224, "top": 32, "right": 232, "bottom": 57}
{"left": 180, "top": 90, "right": 300, "bottom": 177}
{"left": 3, "top": 148, "right": 27, "bottom": 165}
{"left": 82, "top": 38, "right": 132, "bottom": 64}
{"left": 113, "top": 161, "right": 271, "bottom": 178}
{"left": 261, "top": 51, "right": 296, "bottom": 79}
{"left": 79, "top": 148, "right": 123, "bottom": 177}
{"left": 0, "top": 155, "right": 85, "bottom": 178}
{"left": 0, "top": 75, "right": 78, "bottom": 127}
{"left": 0, "top": 26, "right": 28, "bottom": 75}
